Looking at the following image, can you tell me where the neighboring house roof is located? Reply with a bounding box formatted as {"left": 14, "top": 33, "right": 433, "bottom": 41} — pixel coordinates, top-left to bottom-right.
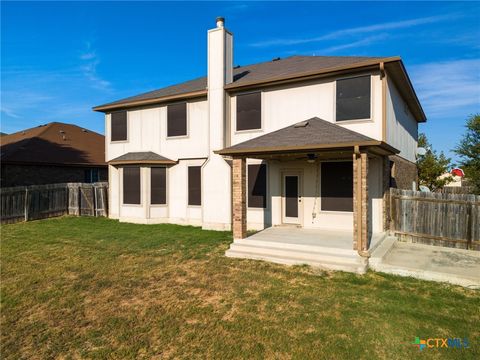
{"left": 0, "top": 122, "right": 106, "bottom": 166}
{"left": 93, "top": 55, "right": 425, "bottom": 122}
{"left": 109, "top": 151, "right": 176, "bottom": 165}
{"left": 216, "top": 117, "right": 399, "bottom": 156}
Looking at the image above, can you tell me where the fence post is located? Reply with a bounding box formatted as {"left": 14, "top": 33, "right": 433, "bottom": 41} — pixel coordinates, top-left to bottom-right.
{"left": 93, "top": 184, "right": 97, "bottom": 217}
{"left": 24, "top": 188, "right": 29, "bottom": 222}
{"left": 390, "top": 188, "right": 396, "bottom": 233}
{"left": 466, "top": 202, "right": 473, "bottom": 250}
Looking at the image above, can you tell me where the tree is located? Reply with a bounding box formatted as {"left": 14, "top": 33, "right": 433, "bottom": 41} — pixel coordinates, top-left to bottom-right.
{"left": 417, "top": 133, "right": 452, "bottom": 191}
{"left": 454, "top": 114, "right": 480, "bottom": 194}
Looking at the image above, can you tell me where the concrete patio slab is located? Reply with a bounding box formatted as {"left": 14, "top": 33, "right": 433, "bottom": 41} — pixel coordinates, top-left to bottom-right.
{"left": 371, "top": 241, "right": 480, "bottom": 289}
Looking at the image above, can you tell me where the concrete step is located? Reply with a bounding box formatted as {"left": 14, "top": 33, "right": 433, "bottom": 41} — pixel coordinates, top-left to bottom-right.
{"left": 233, "top": 238, "right": 358, "bottom": 257}
{"left": 226, "top": 249, "right": 368, "bottom": 273}
{"left": 226, "top": 242, "right": 368, "bottom": 274}
{"left": 369, "top": 235, "right": 398, "bottom": 268}
{"left": 228, "top": 243, "right": 361, "bottom": 263}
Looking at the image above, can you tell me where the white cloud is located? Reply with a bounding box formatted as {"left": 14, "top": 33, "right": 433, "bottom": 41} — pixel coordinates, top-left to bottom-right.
{"left": 250, "top": 14, "right": 458, "bottom": 48}
{"left": 315, "top": 34, "right": 389, "bottom": 54}
{"left": 409, "top": 59, "right": 480, "bottom": 118}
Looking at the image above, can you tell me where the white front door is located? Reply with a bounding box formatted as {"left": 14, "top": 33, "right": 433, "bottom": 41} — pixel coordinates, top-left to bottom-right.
{"left": 282, "top": 173, "right": 302, "bottom": 224}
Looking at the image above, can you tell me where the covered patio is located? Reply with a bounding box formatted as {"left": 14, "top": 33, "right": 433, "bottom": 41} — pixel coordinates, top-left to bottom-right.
{"left": 217, "top": 118, "right": 398, "bottom": 269}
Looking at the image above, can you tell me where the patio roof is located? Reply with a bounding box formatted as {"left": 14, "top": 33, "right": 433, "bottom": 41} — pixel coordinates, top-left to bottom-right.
{"left": 108, "top": 152, "right": 176, "bottom": 166}
{"left": 216, "top": 117, "right": 399, "bottom": 157}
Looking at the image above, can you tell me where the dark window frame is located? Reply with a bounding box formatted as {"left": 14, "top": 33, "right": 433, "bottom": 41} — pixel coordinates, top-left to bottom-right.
{"left": 248, "top": 164, "right": 267, "bottom": 209}
{"left": 236, "top": 91, "right": 262, "bottom": 132}
{"left": 151, "top": 167, "right": 167, "bottom": 205}
{"left": 167, "top": 102, "right": 188, "bottom": 138}
{"left": 187, "top": 166, "right": 202, "bottom": 206}
{"left": 111, "top": 110, "right": 128, "bottom": 142}
{"left": 335, "top": 75, "right": 372, "bottom": 122}
{"left": 320, "top": 161, "right": 353, "bottom": 212}
{"left": 123, "top": 166, "right": 141, "bottom": 205}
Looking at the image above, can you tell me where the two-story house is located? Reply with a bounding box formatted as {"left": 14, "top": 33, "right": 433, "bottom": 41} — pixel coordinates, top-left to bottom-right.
{"left": 94, "top": 18, "right": 425, "bottom": 271}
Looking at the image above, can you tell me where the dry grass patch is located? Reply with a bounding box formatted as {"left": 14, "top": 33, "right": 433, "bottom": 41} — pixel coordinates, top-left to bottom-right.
{"left": 1, "top": 217, "right": 479, "bottom": 359}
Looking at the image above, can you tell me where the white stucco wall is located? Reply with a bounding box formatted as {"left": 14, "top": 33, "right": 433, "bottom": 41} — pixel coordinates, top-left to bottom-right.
{"left": 386, "top": 76, "right": 418, "bottom": 163}
{"left": 230, "top": 72, "right": 383, "bottom": 146}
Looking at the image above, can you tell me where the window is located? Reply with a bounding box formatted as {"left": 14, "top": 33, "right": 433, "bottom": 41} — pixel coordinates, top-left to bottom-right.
{"left": 151, "top": 167, "right": 167, "bottom": 205}
{"left": 123, "top": 167, "right": 141, "bottom": 205}
{"left": 321, "top": 162, "right": 353, "bottom": 212}
{"left": 236, "top": 92, "right": 261, "bottom": 131}
{"left": 167, "top": 103, "right": 187, "bottom": 137}
{"left": 188, "top": 166, "right": 201, "bottom": 206}
{"left": 84, "top": 168, "right": 99, "bottom": 183}
{"left": 336, "top": 76, "right": 371, "bottom": 121}
{"left": 248, "top": 164, "right": 267, "bottom": 208}
{"left": 111, "top": 111, "right": 127, "bottom": 141}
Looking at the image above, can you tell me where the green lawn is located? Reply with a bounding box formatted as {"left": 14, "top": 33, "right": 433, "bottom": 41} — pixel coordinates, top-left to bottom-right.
{"left": 1, "top": 217, "right": 478, "bottom": 359}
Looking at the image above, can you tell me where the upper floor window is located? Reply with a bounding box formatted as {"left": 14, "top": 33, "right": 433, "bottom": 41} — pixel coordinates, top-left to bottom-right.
{"left": 111, "top": 111, "right": 127, "bottom": 141}
{"left": 167, "top": 103, "right": 187, "bottom": 137}
{"left": 336, "top": 75, "right": 371, "bottom": 121}
{"left": 236, "top": 92, "right": 261, "bottom": 131}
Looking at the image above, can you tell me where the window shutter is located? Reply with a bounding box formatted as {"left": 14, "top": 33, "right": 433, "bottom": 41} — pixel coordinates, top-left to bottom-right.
{"left": 188, "top": 166, "right": 201, "bottom": 206}
{"left": 123, "top": 167, "right": 141, "bottom": 205}
{"left": 167, "top": 103, "right": 187, "bottom": 137}
{"left": 236, "top": 92, "right": 262, "bottom": 131}
{"left": 248, "top": 164, "right": 267, "bottom": 208}
{"left": 111, "top": 111, "right": 127, "bottom": 141}
{"left": 151, "top": 167, "right": 167, "bottom": 205}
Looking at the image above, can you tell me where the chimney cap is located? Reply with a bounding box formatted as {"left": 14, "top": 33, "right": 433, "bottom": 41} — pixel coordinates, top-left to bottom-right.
{"left": 216, "top": 16, "right": 225, "bottom": 27}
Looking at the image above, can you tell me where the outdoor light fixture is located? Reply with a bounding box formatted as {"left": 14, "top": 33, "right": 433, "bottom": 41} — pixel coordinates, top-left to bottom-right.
{"left": 306, "top": 153, "right": 316, "bottom": 163}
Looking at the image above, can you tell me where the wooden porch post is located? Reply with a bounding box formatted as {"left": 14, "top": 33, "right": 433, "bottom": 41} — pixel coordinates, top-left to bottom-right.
{"left": 353, "top": 147, "right": 369, "bottom": 254}
{"left": 232, "top": 157, "right": 247, "bottom": 239}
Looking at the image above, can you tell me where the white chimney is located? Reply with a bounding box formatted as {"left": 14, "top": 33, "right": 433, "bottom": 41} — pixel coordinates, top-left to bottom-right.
{"left": 202, "top": 17, "right": 233, "bottom": 231}
{"left": 207, "top": 17, "right": 233, "bottom": 152}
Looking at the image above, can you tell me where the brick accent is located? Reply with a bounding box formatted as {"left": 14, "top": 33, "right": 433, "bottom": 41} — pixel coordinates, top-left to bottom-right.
{"left": 389, "top": 155, "right": 417, "bottom": 190}
{"left": 382, "top": 156, "right": 391, "bottom": 232}
{"left": 232, "top": 158, "right": 246, "bottom": 239}
{"left": 1, "top": 164, "right": 107, "bottom": 187}
{"left": 353, "top": 151, "right": 369, "bottom": 252}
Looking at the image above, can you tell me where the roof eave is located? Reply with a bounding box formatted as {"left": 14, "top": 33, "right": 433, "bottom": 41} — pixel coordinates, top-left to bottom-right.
{"left": 93, "top": 90, "right": 207, "bottom": 112}
{"left": 108, "top": 160, "right": 177, "bottom": 166}
{"left": 215, "top": 140, "right": 399, "bottom": 157}
{"left": 224, "top": 56, "right": 401, "bottom": 91}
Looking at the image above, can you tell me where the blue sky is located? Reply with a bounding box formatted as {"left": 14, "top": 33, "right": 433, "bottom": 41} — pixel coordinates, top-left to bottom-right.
{"left": 1, "top": 1, "right": 479, "bottom": 162}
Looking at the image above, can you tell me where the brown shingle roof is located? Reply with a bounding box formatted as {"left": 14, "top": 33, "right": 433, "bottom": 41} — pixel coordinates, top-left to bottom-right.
{"left": 93, "top": 54, "right": 425, "bottom": 122}
{"left": 94, "top": 55, "right": 386, "bottom": 109}
{"left": 109, "top": 152, "right": 176, "bottom": 165}
{"left": 216, "top": 117, "right": 399, "bottom": 156}
{"left": 0, "top": 122, "right": 106, "bottom": 166}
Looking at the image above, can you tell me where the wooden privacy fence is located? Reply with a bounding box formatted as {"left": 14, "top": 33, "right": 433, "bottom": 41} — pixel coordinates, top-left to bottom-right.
{"left": 390, "top": 188, "right": 480, "bottom": 250}
{"left": 1, "top": 182, "right": 108, "bottom": 224}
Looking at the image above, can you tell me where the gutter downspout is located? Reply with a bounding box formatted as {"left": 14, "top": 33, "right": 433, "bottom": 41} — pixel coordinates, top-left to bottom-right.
{"left": 380, "top": 62, "right": 387, "bottom": 142}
